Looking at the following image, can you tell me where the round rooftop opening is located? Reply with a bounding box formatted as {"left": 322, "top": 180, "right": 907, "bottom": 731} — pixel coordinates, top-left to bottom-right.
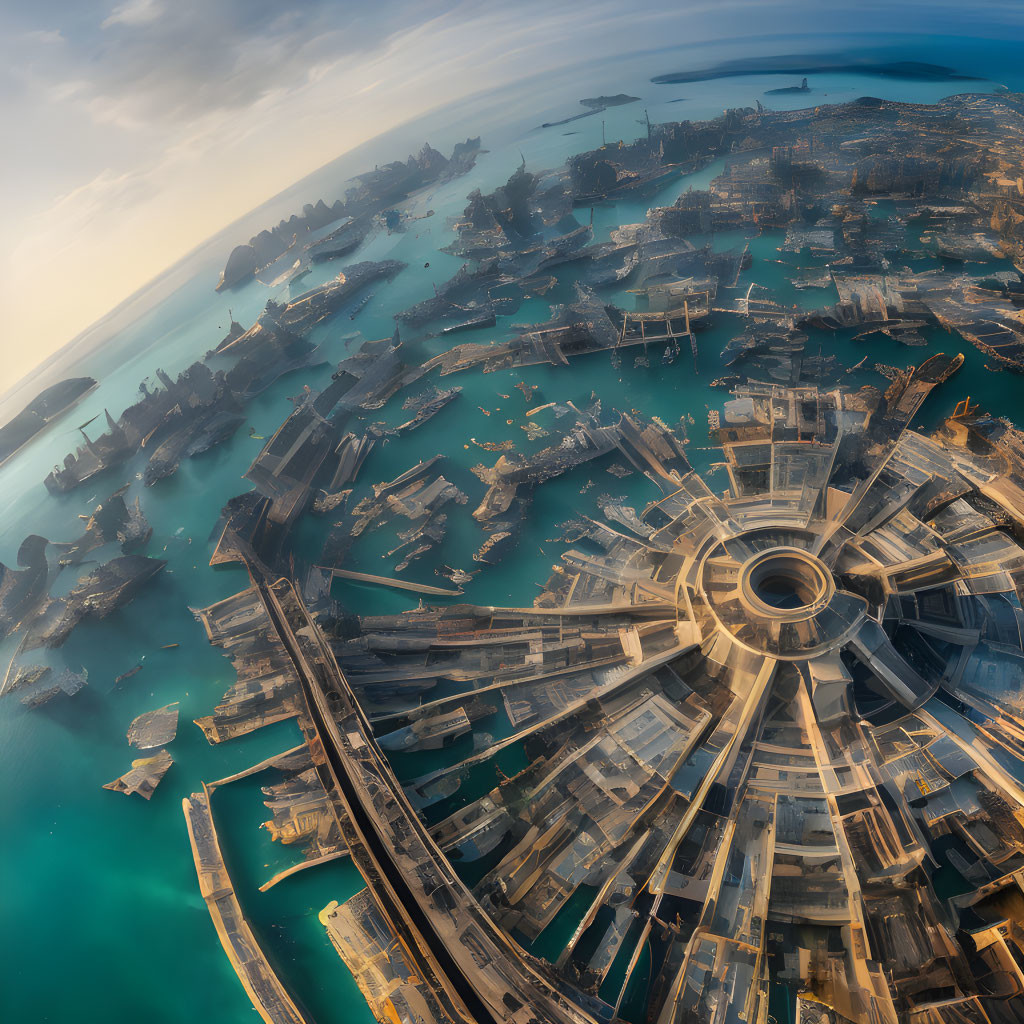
{"left": 740, "top": 547, "right": 833, "bottom": 618}
{"left": 753, "top": 571, "right": 812, "bottom": 610}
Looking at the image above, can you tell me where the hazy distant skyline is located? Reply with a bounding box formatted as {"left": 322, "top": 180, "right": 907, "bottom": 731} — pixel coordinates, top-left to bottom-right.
{"left": 4, "top": 0, "right": 1024, "bottom": 397}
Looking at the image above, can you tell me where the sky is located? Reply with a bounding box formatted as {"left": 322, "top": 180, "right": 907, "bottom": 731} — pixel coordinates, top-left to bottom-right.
{"left": 3, "top": 0, "right": 1024, "bottom": 398}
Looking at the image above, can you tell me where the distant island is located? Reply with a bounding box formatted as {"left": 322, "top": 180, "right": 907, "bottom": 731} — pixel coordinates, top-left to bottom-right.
{"left": 0, "top": 377, "right": 97, "bottom": 468}
{"left": 652, "top": 54, "right": 983, "bottom": 85}
{"left": 580, "top": 94, "right": 640, "bottom": 109}
{"left": 541, "top": 94, "right": 640, "bottom": 129}
{"left": 766, "top": 77, "right": 810, "bottom": 95}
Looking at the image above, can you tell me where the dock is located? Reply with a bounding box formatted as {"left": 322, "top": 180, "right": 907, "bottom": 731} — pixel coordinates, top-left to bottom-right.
{"left": 207, "top": 743, "right": 307, "bottom": 791}
{"left": 183, "top": 788, "right": 315, "bottom": 1024}
{"left": 317, "top": 566, "right": 462, "bottom": 597}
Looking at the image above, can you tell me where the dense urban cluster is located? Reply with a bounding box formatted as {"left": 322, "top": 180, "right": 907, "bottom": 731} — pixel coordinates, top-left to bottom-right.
{"left": 12, "top": 85, "right": 1024, "bottom": 1024}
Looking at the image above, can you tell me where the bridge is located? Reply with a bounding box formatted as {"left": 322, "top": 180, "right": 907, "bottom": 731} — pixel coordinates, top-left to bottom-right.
{"left": 252, "top": 570, "right": 600, "bottom": 1024}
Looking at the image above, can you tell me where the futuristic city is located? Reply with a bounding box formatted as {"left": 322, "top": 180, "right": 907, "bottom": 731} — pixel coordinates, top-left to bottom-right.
{"left": 6, "top": 5, "right": 1024, "bottom": 1024}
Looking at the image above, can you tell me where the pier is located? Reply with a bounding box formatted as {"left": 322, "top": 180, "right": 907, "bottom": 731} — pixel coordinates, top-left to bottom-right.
{"left": 317, "top": 566, "right": 462, "bottom": 596}
{"left": 182, "top": 787, "right": 315, "bottom": 1024}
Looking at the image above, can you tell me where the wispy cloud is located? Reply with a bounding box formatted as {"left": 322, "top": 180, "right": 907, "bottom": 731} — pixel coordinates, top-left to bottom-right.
{"left": 25, "top": 28, "right": 65, "bottom": 44}
{"left": 9, "top": 166, "right": 160, "bottom": 307}
{"left": 102, "top": 0, "right": 164, "bottom": 30}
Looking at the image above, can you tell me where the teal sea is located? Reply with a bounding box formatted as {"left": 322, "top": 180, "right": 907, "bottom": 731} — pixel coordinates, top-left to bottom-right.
{"left": 3, "top": 31, "right": 1024, "bottom": 1024}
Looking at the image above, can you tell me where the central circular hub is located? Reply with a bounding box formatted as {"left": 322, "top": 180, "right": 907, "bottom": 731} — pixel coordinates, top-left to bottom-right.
{"left": 694, "top": 531, "right": 866, "bottom": 660}
{"left": 740, "top": 547, "right": 833, "bottom": 619}
{"left": 753, "top": 572, "right": 811, "bottom": 610}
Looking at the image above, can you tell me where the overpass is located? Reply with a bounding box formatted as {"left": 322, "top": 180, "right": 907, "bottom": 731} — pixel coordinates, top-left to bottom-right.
{"left": 252, "top": 571, "right": 600, "bottom": 1024}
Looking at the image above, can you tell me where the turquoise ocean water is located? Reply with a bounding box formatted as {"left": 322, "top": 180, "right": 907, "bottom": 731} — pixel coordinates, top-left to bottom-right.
{"left": 3, "top": 31, "right": 1024, "bottom": 1024}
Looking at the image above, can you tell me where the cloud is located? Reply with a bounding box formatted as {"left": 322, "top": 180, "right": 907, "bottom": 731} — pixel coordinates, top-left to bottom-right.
{"left": 102, "top": 0, "right": 163, "bottom": 29}
{"left": 25, "top": 28, "right": 65, "bottom": 44}
{"left": 79, "top": 0, "right": 430, "bottom": 124}
{"left": 15, "top": 167, "right": 157, "bottom": 266}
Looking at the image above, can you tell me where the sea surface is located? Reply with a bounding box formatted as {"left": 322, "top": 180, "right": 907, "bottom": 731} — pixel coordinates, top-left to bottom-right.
{"left": 3, "top": 31, "right": 1024, "bottom": 1024}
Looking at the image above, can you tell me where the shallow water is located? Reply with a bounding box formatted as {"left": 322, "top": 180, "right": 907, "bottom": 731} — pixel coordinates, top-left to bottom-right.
{"left": 3, "top": 31, "right": 1024, "bottom": 1024}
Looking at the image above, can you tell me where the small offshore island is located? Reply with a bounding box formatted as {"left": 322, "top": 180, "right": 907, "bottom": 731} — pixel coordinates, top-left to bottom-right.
{"left": 766, "top": 77, "right": 810, "bottom": 95}
{"left": 12, "top": 44, "right": 1024, "bottom": 1024}
{"left": 580, "top": 94, "right": 642, "bottom": 108}
{"left": 542, "top": 94, "right": 641, "bottom": 129}
{"left": 0, "top": 376, "right": 96, "bottom": 467}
